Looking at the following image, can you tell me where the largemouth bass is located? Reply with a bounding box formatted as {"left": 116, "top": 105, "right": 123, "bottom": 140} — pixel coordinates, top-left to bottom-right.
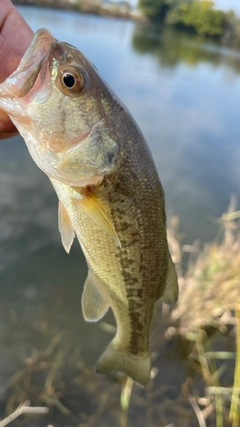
{"left": 0, "top": 29, "right": 178, "bottom": 386}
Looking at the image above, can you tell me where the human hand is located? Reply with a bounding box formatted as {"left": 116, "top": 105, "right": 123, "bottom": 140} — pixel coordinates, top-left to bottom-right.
{"left": 0, "top": 0, "right": 33, "bottom": 138}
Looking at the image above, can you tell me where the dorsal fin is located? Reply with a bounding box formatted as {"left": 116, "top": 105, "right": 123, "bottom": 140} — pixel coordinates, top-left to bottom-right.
{"left": 58, "top": 201, "right": 75, "bottom": 253}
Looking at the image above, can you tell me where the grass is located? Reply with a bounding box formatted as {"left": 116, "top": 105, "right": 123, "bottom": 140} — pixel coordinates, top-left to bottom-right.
{"left": 229, "top": 309, "right": 240, "bottom": 427}
{"left": 169, "top": 196, "right": 240, "bottom": 427}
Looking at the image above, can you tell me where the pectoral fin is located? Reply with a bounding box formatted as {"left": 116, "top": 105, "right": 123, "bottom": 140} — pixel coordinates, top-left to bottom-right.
{"left": 82, "top": 270, "right": 109, "bottom": 322}
{"left": 162, "top": 252, "right": 178, "bottom": 304}
{"left": 81, "top": 195, "right": 121, "bottom": 247}
{"left": 58, "top": 201, "right": 75, "bottom": 253}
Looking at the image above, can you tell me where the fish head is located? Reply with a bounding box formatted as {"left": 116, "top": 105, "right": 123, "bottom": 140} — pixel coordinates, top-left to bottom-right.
{"left": 0, "top": 29, "right": 120, "bottom": 186}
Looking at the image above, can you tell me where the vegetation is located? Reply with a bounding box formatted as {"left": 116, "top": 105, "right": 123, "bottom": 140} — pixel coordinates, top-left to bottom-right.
{"left": 170, "top": 1, "right": 224, "bottom": 36}
{"left": 139, "top": 0, "right": 226, "bottom": 37}
{"left": 222, "top": 10, "right": 240, "bottom": 48}
{"left": 137, "top": 0, "right": 170, "bottom": 21}
{"left": 168, "top": 197, "right": 240, "bottom": 427}
{"left": 171, "top": 196, "right": 240, "bottom": 333}
{"left": 12, "top": 0, "right": 139, "bottom": 21}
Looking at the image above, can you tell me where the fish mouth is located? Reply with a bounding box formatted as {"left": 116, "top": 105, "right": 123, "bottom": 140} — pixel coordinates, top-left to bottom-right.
{"left": 4, "top": 29, "right": 56, "bottom": 99}
{"left": 20, "top": 28, "right": 56, "bottom": 73}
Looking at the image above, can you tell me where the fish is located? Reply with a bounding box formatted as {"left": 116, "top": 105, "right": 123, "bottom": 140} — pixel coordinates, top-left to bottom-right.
{"left": 0, "top": 28, "right": 178, "bottom": 386}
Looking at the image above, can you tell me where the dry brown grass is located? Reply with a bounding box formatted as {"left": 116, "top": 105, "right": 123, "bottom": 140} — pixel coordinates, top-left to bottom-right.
{"left": 168, "top": 197, "right": 240, "bottom": 334}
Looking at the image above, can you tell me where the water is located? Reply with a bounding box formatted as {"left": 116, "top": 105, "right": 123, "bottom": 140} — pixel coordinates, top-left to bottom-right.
{"left": 0, "top": 6, "right": 240, "bottom": 426}
{"left": 6, "top": 7, "right": 240, "bottom": 243}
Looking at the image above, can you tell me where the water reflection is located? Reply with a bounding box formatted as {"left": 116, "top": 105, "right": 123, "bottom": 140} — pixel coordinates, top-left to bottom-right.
{"left": 132, "top": 24, "right": 240, "bottom": 74}
{"left": 129, "top": 24, "right": 240, "bottom": 243}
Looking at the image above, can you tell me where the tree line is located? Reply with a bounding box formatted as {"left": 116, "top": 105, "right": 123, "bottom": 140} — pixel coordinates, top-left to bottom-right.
{"left": 138, "top": 0, "right": 240, "bottom": 42}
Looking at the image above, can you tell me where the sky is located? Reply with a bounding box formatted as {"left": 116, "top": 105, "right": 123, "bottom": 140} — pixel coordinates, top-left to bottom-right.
{"left": 214, "top": 0, "right": 240, "bottom": 13}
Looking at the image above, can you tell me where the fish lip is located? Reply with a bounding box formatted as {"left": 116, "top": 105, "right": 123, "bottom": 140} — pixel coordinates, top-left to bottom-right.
{"left": 18, "top": 28, "right": 56, "bottom": 73}
{"left": 3, "top": 29, "right": 56, "bottom": 99}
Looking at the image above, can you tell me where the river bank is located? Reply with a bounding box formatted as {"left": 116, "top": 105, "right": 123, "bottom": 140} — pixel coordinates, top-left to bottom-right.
{"left": 12, "top": 0, "right": 145, "bottom": 21}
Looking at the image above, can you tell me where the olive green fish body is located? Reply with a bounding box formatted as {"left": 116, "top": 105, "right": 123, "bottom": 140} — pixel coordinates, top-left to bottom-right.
{"left": 52, "top": 116, "right": 169, "bottom": 384}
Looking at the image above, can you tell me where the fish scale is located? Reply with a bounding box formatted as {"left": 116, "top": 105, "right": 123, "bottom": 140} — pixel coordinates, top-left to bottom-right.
{"left": 0, "top": 28, "right": 178, "bottom": 386}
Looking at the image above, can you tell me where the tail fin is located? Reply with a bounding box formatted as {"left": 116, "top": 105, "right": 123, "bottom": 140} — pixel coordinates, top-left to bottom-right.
{"left": 95, "top": 341, "right": 151, "bottom": 387}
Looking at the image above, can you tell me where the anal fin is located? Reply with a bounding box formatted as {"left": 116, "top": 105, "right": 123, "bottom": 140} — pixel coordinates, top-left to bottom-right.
{"left": 58, "top": 201, "right": 75, "bottom": 253}
{"left": 162, "top": 252, "right": 179, "bottom": 304}
{"left": 82, "top": 270, "right": 109, "bottom": 322}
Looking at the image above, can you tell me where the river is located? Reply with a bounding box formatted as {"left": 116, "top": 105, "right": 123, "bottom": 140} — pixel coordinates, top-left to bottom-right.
{"left": 0, "top": 6, "right": 240, "bottom": 427}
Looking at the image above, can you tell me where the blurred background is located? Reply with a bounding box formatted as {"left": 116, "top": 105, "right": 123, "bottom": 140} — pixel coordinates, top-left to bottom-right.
{"left": 1, "top": 1, "right": 240, "bottom": 426}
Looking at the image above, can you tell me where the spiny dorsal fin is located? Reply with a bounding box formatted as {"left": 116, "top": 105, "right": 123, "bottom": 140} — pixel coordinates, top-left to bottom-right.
{"left": 58, "top": 201, "right": 75, "bottom": 253}
{"left": 82, "top": 270, "right": 109, "bottom": 322}
{"left": 80, "top": 195, "right": 121, "bottom": 247}
{"left": 162, "top": 252, "right": 178, "bottom": 304}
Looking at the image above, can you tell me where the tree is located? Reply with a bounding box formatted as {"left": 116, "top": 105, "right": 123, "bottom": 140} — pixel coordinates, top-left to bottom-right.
{"left": 138, "top": 0, "right": 170, "bottom": 21}
{"left": 139, "top": 0, "right": 225, "bottom": 37}
{"left": 180, "top": 1, "right": 224, "bottom": 36}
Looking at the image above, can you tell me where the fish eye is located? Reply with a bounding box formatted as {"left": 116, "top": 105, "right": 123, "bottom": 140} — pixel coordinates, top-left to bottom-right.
{"left": 62, "top": 73, "right": 76, "bottom": 88}
{"left": 57, "top": 66, "right": 86, "bottom": 96}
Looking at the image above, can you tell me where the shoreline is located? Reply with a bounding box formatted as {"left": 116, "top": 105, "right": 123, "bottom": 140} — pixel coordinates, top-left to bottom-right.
{"left": 12, "top": 0, "right": 147, "bottom": 22}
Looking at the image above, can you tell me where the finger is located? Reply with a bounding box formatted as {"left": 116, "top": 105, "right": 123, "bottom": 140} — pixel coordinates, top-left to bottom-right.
{"left": 0, "top": 0, "right": 33, "bottom": 53}
{"left": 0, "top": 38, "right": 21, "bottom": 83}
{"left": 0, "top": 1, "right": 33, "bottom": 81}
{"left": 0, "top": 1, "right": 34, "bottom": 136}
